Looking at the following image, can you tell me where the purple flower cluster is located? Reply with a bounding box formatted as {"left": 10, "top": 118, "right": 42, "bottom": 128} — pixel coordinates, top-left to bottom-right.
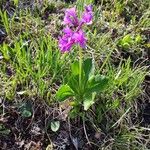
{"left": 59, "top": 5, "right": 93, "bottom": 52}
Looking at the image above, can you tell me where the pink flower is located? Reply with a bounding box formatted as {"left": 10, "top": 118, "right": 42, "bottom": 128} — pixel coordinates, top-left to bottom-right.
{"left": 59, "top": 34, "right": 75, "bottom": 52}
{"left": 63, "top": 7, "right": 79, "bottom": 27}
{"left": 59, "top": 27, "right": 75, "bottom": 52}
{"left": 59, "top": 5, "right": 93, "bottom": 52}
{"left": 73, "top": 30, "right": 87, "bottom": 48}
{"left": 81, "top": 5, "right": 93, "bottom": 25}
{"left": 85, "top": 5, "right": 92, "bottom": 12}
{"left": 59, "top": 27, "right": 87, "bottom": 52}
{"left": 63, "top": 26, "right": 73, "bottom": 36}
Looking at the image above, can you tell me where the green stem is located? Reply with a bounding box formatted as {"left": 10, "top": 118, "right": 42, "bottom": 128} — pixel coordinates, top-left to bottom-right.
{"left": 79, "top": 46, "right": 82, "bottom": 92}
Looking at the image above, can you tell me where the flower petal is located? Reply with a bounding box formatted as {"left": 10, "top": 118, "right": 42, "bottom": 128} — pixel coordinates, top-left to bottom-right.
{"left": 63, "top": 26, "right": 73, "bottom": 36}
{"left": 59, "top": 35, "right": 75, "bottom": 52}
{"left": 81, "top": 5, "right": 93, "bottom": 25}
{"left": 63, "top": 7, "right": 79, "bottom": 26}
{"left": 73, "top": 30, "right": 87, "bottom": 48}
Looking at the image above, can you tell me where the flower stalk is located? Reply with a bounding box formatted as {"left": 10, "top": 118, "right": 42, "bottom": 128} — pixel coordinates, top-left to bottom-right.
{"left": 79, "top": 45, "right": 82, "bottom": 91}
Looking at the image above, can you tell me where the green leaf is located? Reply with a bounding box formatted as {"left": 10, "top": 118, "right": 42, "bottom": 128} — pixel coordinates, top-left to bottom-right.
{"left": 0, "top": 124, "right": 11, "bottom": 135}
{"left": 13, "top": 0, "right": 19, "bottom": 5}
{"left": 69, "top": 106, "right": 81, "bottom": 118}
{"left": 135, "top": 34, "right": 142, "bottom": 43}
{"left": 21, "top": 110, "right": 32, "bottom": 118}
{"left": 71, "top": 61, "right": 79, "bottom": 76}
{"left": 19, "top": 102, "right": 32, "bottom": 118}
{"left": 83, "top": 93, "right": 96, "bottom": 111}
{"left": 51, "top": 121, "right": 60, "bottom": 132}
{"left": 87, "top": 75, "right": 109, "bottom": 93}
{"left": 111, "top": 99, "right": 120, "bottom": 109}
{"left": 118, "top": 34, "right": 134, "bottom": 48}
{"left": 83, "top": 58, "right": 93, "bottom": 80}
{"left": 0, "top": 129, "right": 11, "bottom": 135}
{"left": 122, "top": 34, "right": 133, "bottom": 44}
{"left": 68, "top": 75, "right": 80, "bottom": 94}
{"left": 56, "top": 85, "right": 74, "bottom": 101}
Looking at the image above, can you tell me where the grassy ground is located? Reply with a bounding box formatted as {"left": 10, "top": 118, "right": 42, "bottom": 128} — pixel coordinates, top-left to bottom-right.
{"left": 0, "top": 0, "right": 150, "bottom": 149}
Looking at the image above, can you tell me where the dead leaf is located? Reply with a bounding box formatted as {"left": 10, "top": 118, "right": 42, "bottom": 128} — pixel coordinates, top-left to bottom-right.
{"left": 46, "top": 143, "right": 53, "bottom": 150}
{"left": 59, "top": 100, "right": 72, "bottom": 121}
{"left": 16, "top": 140, "right": 25, "bottom": 148}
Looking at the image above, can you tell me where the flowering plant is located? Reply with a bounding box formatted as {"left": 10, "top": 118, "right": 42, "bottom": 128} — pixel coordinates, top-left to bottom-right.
{"left": 59, "top": 5, "right": 93, "bottom": 52}
{"left": 56, "top": 5, "right": 108, "bottom": 117}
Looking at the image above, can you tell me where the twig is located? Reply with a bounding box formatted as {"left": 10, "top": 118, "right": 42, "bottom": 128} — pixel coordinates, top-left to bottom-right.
{"left": 83, "top": 114, "right": 91, "bottom": 146}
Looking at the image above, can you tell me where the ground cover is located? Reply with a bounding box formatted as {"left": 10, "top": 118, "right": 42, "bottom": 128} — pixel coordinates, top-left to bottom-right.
{"left": 0, "top": 0, "right": 150, "bottom": 149}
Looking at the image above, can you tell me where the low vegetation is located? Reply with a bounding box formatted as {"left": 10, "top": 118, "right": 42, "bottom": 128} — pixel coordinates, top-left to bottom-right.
{"left": 0, "top": 0, "right": 149, "bottom": 149}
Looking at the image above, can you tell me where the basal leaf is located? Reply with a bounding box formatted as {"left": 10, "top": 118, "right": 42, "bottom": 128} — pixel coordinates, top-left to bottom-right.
{"left": 68, "top": 75, "right": 80, "bottom": 94}
{"left": 83, "top": 92, "right": 96, "bottom": 111}
{"left": 56, "top": 84, "right": 74, "bottom": 101}
{"left": 71, "top": 61, "right": 80, "bottom": 76}
{"left": 83, "top": 58, "right": 93, "bottom": 80}
{"left": 87, "top": 75, "right": 109, "bottom": 94}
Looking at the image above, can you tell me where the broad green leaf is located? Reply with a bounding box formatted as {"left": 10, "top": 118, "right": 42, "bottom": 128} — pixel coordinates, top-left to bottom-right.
{"left": 83, "top": 58, "right": 93, "bottom": 80}
{"left": 56, "top": 85, "right": 74, "bottom": 101}
{"left": 21, "top": 110, "right": 32, "bottom": 118}
{"left": 87, "top": 75, "right": 109, "bottom": 93}
{"left": 71, "top": 61, "right": 79, "bottom": 76}
{"left": 19, "top": 102, "right": 32, "bottom": 118}
{"left": 83, "top": 92, "right": 96, "bottom": 111}
{"left": 51, "top": 121, "right": 60, "bottom": 132}
{"left": 68, "top": 75, "right": 80, "bottom": 94}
